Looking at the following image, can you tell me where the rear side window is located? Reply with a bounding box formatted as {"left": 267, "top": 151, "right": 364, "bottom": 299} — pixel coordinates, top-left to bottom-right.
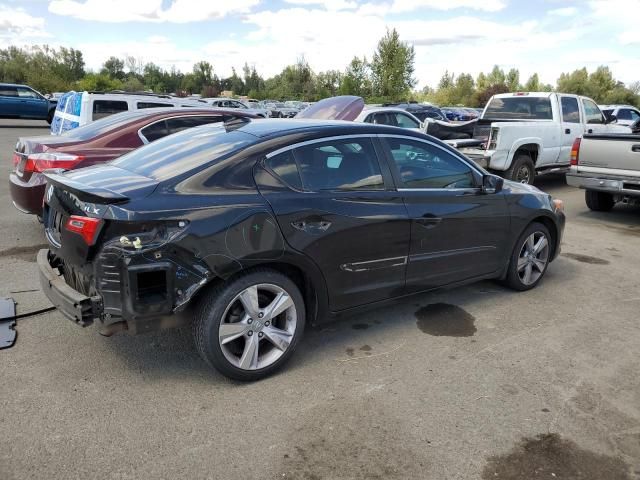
{"left": 485, "top": 97, "right": 553, "bottom": 120}
{"left": 165, "top": 116, "right": 222, "bottom": 134}
{"left": 137, "top": 102, "right": 173, "bottom": 109}
{"left": 139, "top": 120, "right": 168, "bottom": 143}
{"left": 0, "top": 86, "right": 18, "bottom": 97}
{"left": 383, "top": 138, "right": 475, "bottom": 189}
{"left": 92, "top": 100, "right": 128, "bottom": 120}
{"left": 561, "top": 97, "right": 580, "bottom": 123}
{"left": 266, "top": 151, "right": 303, "bottom": 190}
{"left": 291, "top": 138, "right": 384, "bottom": 191}
{"left": 582, "top": 99, "right": 604, "bottom": 124}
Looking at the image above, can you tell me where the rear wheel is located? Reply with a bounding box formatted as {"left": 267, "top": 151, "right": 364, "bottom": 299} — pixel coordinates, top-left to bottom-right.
{"left": 505, "top": 153, "right": 535, "bottom": 185}
{"left": 585, "top": 190, "right": 615, "bottom": 212}
{"left": 193, "top": 269, "right": 305, "bottom": 381}
{"left": 503, "top": 222, "right": 552, "bottom": 291}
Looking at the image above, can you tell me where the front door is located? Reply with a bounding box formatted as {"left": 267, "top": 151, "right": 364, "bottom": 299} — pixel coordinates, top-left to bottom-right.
{"left": 17, "top": 87, "right": 48, "bottom": 118}
{"left": 379, "top": 135, "right": 511, "bottom": 292}
{"left": 559, "top": 96, "right": 583, "bottom": 164}
{"left": 257, "top": 135, "right": 410, "bottom": 311}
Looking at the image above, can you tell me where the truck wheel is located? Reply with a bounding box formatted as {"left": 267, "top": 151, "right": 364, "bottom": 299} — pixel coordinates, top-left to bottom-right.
{"left": 46, "top": 110, "right": 54, "bottom": 125}
{"left": 193, "top": 269, "right": 305, "bottom": 381}
{"left": 505, "top": 153, "right": 535, "bottom": 185}
{"left": 503, "top": 222, "right": 552, "bottom": 291}
{"left": 585, "top": 190, "right": 615, "bottom": 212}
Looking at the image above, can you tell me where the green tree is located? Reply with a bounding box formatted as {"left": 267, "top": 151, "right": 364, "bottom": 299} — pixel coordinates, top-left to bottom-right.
{"left": 486, "top": 65, "right": 506, "bottom": 87}
{"left": 370, "top": 28, "right": 416, "bottom": 101}
{"left": 506, "top": 68, "right": 520, "bottom": 91}
{"left": 339, "top": 56, "right": 370, "bottom": 97}
{"left": 77, "top": 72, "right": 123, "bottom": 91}
{"left": 101, "top": 56, "right": 125, "bottom": 80}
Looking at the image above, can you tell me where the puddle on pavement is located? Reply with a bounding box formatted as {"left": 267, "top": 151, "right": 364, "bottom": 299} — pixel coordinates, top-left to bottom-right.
{"left": 481, "top": 433, "right": 632, "bottom": 480}
{"left": 0, "top": 244, "right": 48, "bottom": 262}
{"left": 415, "top": 303, "right": 476, "bottom": 337}
{"left": 562, "top": 253, "right": 610, "bottom": 265}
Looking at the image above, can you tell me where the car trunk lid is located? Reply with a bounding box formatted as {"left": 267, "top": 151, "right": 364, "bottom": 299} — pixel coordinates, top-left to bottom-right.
{"left": 295, "top": 95, "right": 364, "bottom": 121}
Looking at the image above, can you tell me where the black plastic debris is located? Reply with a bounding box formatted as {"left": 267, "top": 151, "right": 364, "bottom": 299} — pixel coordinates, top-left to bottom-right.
{"left": 0, "top": 298, "right": 17, "bottom": 349}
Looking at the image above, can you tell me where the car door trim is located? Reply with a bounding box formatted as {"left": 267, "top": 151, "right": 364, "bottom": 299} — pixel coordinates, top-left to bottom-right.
{"left": 409, "top": 245, "right": 496, "bottom": 263}
{"left": 340, "top": 255, "right": 408, "bottom": 273}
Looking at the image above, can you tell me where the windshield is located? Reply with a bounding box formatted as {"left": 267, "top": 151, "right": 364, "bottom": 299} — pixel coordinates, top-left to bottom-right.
{"left": 110, "top": 123, "right": 255, "bottom": 181}
{"left": 484, "top": 96, "right": 553, "bottom": 120}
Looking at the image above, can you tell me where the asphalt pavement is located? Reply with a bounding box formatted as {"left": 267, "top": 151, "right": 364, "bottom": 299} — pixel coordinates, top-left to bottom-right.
{"left": 1, "top": 119, "right": 639, "bottom": 479}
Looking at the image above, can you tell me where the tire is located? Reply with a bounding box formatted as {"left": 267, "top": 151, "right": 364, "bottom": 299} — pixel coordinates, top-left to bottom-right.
{"left": 503, "top": 222, "right": 552, "bottom": 291}
{"left": 46, "top": 110, "right": 54, "bottom": 125}
{"left": 278, "top": 112, "right": 283, "bottom": 118}
{"left": 585, "top": 190, "right": 615, "bottom": 212}
{"left": 193, "top": 268, "right": 305, "bottom": 381}
{"left": 505, "top": 153, "right": 535, "bottom": 185}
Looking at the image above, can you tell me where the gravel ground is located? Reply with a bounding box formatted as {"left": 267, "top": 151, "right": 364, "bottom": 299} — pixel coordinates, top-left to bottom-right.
{"left": 1, "top": 119, "right": 639, "bottom": 480}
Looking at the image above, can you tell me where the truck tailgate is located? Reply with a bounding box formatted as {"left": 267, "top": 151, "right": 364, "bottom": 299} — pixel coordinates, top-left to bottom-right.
{"left": 578, "top": 134, "right": 640, "bottom": 174}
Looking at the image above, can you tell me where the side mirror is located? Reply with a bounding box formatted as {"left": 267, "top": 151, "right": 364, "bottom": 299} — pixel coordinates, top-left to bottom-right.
{"left": 482, "top": 174, "right": 504, "bottom": 194}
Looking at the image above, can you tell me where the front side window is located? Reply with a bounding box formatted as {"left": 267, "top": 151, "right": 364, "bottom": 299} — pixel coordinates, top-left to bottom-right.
{"left": 291, "top": 138, "right": 384, "bottom": 191}
{"left": 383, "top": 138, "right": 475, "bottom": 189}
{"left": 561, "top": 97, "right": 580, "bottom": 123}
{"left": 165, "top": 116, "right": 223, "bottom": 135}
{"left": 630, "top": 110, "right": 640, "bottom": 121}
{"left": 368, "top": 112, "right": 395, "bottom": 126}
{"left": 92, "top": 100, "right": 128, "bottom": 120}
{"left": 17, "top": 87, "right": 39, "bottom": 99}
{"left": 394, "top": 112, "right": 420, "bottom": 129}
{"left": 582, "top": 99, "right": 604, "bottom": 124}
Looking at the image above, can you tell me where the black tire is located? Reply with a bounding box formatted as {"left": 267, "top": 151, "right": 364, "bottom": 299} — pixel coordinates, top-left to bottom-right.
{"left": 505, "top": 153, "right": 535, "bottom": 185}
{"left": 503, "top": 222, "right": 552, "bottom": 291}
{"left": 193, "top": 268, "right": 305, "bottom": 381}
{"left": 46, "top": 109, "right": 54, "bottom": 125}
{"left": 585, "top": 190, "right": 615, "bottom": 212}
{"left": 278, "top": 112, "right": 283, "bottom": 118}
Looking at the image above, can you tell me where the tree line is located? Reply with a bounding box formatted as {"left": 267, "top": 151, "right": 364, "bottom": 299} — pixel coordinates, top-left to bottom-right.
{"left": 1, "top": 29, "right": 638, "bottom": 108}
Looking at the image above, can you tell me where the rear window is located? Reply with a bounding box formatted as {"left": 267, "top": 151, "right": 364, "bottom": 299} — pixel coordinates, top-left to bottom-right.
{"left": 92, "top": 100, "right": 128, "bottom": 120}
{"left": 111, "top": 124, "right": 255, "bottom": 181}
{"left": 484, "top": 97, "right": 553, "bottom": 120}
{"left": 0, "top": 86, "right": 18, "bottom": 97}
{"left": 59, "top": 109, "right": 152, "bottom": 141}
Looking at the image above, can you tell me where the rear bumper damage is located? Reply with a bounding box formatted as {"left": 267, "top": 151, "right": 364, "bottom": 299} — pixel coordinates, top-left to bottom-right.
{"left": 38, "top": 249, "right": 102, "bottom": 326}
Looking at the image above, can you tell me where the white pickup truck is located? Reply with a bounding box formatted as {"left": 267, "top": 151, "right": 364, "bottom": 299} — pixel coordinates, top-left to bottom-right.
{"left": 458, "top": 92, "right": 630, "bottom": 184}
{"left": 566, "top": 133, "right": 640, "bottom": 211}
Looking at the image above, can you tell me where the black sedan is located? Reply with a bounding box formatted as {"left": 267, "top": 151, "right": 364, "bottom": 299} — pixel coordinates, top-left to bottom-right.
{"left": 38, "top": 119, "right": 565, "bottom": 380}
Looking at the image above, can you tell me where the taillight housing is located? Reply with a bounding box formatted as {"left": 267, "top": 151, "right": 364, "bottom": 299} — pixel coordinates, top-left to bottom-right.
{"left": 487, "top": 127, "right": 499, "bottom": 150}
{"left": 570, "top": 137, "right": 581, "bottom": 166}
{"left": 24, "top": 152, "right": 84, "bottom": 173}
{"left": 65, "top": 215, "right": 102, "bottom": 245}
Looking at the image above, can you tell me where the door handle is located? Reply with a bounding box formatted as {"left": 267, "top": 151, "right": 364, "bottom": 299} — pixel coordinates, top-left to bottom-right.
{"left": 564, "top": 128, "right": 571, "bottom": 134}
{"left": 587, "top": 128, "right": 593, "bottom": 134}
{"left": 291, "top": 219, "right": 332, "bottom": 233}
{"left": 632, "top": 145, "right": 640, "bottom": 153}
{"left": 416, "top": 217, "right": 442, "bottom": 228}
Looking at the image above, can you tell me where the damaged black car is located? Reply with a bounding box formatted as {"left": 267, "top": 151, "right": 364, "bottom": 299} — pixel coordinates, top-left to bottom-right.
{"left": 38, "top": 117, "right": 565, "bottom": 380}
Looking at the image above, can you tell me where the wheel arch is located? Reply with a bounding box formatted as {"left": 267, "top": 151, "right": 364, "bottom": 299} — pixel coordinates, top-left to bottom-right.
{"left": 508, "top": 140, "right": 542, "bottom": 166}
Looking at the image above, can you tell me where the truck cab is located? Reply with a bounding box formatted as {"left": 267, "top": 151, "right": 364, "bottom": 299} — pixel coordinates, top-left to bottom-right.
{"left": 459, "top": 92, "right": 630, "bottom": 184}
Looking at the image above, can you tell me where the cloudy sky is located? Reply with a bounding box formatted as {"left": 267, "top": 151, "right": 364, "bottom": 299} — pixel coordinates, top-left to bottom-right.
{"left": 1, "top": 0, "right": 639, "bottom": 88}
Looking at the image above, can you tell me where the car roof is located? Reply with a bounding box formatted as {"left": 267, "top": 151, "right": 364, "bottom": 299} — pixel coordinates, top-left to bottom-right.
{"left": 0, "top": 82, "right": 30, "bottom": 88}
{"left": 233, "top": 118, "right": 427, "bottom": 138}
{"left": 493, "top": 92, "right": 553, "bottom": 99}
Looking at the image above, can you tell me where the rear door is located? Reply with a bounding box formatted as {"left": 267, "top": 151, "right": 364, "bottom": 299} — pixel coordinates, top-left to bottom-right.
{"left": 379, "top": 135, "right": 511, "bottom": 291}
{"left": 257, "top": 135, "right": 411, "bottom": 311}
{"left": 559, "top": 96, "right": 583, "bottom": 164}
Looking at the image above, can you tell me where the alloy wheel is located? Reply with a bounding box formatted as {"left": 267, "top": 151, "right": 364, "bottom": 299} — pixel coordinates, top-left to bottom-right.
{"left": 517, "top": 231, "right": 549, "bottom": 286}
{"left": 218, "top": 283, "right": 297, "bottom": 371}
{"left": 516, "top": 165, "right": 531, "bottom": 184}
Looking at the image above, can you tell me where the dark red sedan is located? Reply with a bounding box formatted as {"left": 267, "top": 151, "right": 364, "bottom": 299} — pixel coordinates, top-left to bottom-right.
{"left": 10, "top": 107, "right": 256, "bottom": 215}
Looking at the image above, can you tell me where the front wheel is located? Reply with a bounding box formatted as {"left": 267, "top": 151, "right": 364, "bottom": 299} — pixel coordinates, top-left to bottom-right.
{"left": 503, "top": 222, "right": 552, "bottom": 291}
{"left": 46, "top": 110, "right": 54, "bottom": 125}
{"left": 505, "top": 153, "right": 535, "bottom": 185}
{"left": 193, "top": 269, "right": 305, "bottom": 381}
